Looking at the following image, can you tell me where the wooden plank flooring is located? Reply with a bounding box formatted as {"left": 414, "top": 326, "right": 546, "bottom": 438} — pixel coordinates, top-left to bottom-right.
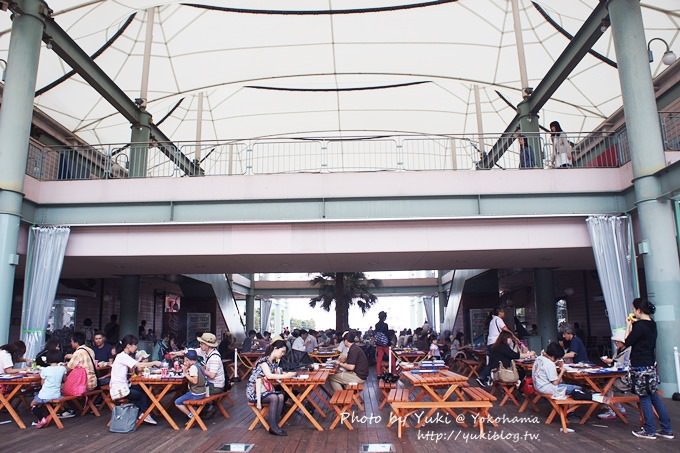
{"left": 2, "top": 370, "right": 678, "bottom": 452}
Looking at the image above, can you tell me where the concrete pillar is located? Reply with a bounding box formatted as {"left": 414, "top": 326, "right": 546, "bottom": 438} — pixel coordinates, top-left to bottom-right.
{"left": 609, "top": 0, "right": 680, "bottom": 395}
{"left": 534, "top": 269, "right": 556, "bottom": 348}
{"left": 129, "top": 110, "right": 151, "bottom": 177}
{"left": 0, "top": 0, "right": 45, "bottom": 343}
{"left": 119, "top": 276, "right": 140, "bottom": 338}
{"left": 245, "top": 294, "right": 255, "bottom": 332}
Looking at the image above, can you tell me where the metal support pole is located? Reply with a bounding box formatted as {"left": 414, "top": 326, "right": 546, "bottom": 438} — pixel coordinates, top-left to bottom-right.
{"left": 119, "top": 275, "right": 140, "bottom": 338}
{"left": 534, "top": 269, "right": 556, "bottom": 348}
{"left": 473, "top": 85, "right": 486, "bottom": 155}
{"left": 129, "top": 110, "right": 151, "bottom": 177}
{"left": 511, "top": 0, "right": 529, "bottom": 91}
{"left": 195, "top": 91, "right": 204, "bottom": 162}
{"left": 139, "top": 7, "right": 155, "bottom": 104}
{"left": 0, "top": 0, "right": 44, "bottom": 343}
{"left": 245, "top": 294, "right": 255, "bottom": 332}
{"left": 609, "top": 0, "right": 680, "bottom": 396}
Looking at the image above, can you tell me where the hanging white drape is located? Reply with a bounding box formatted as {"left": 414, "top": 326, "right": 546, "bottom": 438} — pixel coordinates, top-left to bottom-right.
{"left": 586, "top": 215, "right": 637, "bottom": 338}
{"left": 260, "top": 299, "right": 272, "bottom": 333}
{"left": 423, "top": 296, "right": 435, "bottom": 329}
{"left": 20, "top": 226, "right": 70, "bottom": 361}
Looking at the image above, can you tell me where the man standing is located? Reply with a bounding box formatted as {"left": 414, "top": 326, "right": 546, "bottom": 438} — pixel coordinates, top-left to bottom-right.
{"left": 103, "top": 314, "right": 120, "bottom": 344}
{"left": 328, "top": 332, "right": 369, "bottom": 391}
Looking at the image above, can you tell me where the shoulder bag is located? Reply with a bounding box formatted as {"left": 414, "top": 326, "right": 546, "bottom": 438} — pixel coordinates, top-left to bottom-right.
{"left": 109, "top": 403, "right": 139, "bottom": 433}
{"left": 491, "top": 360, "right": 519, "bottom": 384}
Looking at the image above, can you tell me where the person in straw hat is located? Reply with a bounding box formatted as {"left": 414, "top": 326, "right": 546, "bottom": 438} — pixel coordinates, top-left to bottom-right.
{"left": 195, "top": 332, "right": 225, "bottom": 395}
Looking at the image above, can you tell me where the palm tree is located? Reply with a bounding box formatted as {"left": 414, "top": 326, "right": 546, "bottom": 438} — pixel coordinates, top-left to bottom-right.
{"left": 309, "top": 272, "right": 381, "bottom": 332}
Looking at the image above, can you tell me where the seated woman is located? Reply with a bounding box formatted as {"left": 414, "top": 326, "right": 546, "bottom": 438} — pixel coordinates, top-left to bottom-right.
{"left": 31, "top": 350, "right": 67, "bottom": 428}
{"left": 174, "top": 349, "right": 207, "bottom": 421}
{"left": 0, "top": 341, "right": 27, "bottom": 374}
{"left": 598, "top": 330, "right": 631, "bottom": 420}
{"left": 246, "top": 339, "right": 296, "bottom": 437}
{"left": 532, "top": 342, "right": 582, "bottom": 397}
{"left": 488, "top": 331, "right": 534, "bottom": 384}
{"left": 109, "top": 335, "right": 161, "bottom": 425}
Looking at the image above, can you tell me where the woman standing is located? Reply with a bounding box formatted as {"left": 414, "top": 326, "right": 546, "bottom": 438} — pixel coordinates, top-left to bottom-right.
{"left": 374, "top": 311, "right": 392, "bottom": 376}
{"left": 549, "top": 121, "right": 573, "bottom": 168}
{"left": 246, "top": 339, "right": 296, "bottom": 436}
{"left": 625, "top": 298, "right": 673, "bottom": 440}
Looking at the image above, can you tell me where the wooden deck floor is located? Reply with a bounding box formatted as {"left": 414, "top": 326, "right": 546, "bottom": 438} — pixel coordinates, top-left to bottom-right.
{"left": 2, "top": 370, "right": 678, "bottom": 453}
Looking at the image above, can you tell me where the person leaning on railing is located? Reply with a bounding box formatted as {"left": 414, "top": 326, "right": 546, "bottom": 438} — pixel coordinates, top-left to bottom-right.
{"left": 550, "top": 121, "right": 573, "bottom": 168}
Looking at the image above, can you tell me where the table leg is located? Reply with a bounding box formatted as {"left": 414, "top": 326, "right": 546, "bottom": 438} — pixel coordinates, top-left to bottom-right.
{"left": 279, "top": 383, "right": 323, "bottom": 431}
{"left": 0, "top": 385, "right": 28, "bottom": 429}
{"left": 581, "top": 376, "right": 615, "bottom": 423}
{"left": 136, "top": 383, "right": 180, "bottom": 430}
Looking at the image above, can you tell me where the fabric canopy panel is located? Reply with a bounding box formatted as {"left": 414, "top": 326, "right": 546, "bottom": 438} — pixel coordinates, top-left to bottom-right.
{"left": 422, "top": 295, "right": 435, "bottom": 330}
{"left": 585, "top": 215, "right": 638, "bottom": 339}
{"left": 20, "top": 226, "right": 70, "bottom": 362}
{"left": 0, "top": 1, "right": 677, "bottom": 145}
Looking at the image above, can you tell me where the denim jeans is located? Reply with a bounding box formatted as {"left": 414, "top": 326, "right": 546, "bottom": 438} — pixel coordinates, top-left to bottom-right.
{"left": 128, "top": 385, "right": 150, "bottom": 414}
{"left": 640, "top": 391, "right": 672, "bottom": 434}
{"left": 478, "top": 344, "right": 494, "bottom": 381}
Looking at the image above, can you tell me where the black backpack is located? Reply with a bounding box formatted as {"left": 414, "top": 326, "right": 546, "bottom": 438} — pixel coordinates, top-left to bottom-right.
{"left": 572, "top": 388, "right": 592, "bottom": 400}
{"left": 279, "top": 349, "right": 313, "bottom": 371}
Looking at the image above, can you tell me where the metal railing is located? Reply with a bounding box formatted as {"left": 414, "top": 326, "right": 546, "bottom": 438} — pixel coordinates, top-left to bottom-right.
{"left": 25, "top": 113, "right": 679, "bottom": 181}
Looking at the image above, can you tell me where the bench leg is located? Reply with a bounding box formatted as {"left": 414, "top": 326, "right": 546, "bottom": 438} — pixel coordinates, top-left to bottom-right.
{"left": 216, "top": 399, "right": 230, "bottom": 419}
{"left": 185, "top": 405, "right": 208, "bottom": 431}
{"left": 45, "top": 402, "right": 65, "bottom": 429}
{"left": 330, "top": 403, "right": 353, "bottom": 430}
{"left": 248, "top": 406, "right": 269, "bottom": 431}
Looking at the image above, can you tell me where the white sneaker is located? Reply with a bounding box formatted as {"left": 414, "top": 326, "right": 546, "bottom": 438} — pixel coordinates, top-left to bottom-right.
{"left": 143, "top": 414, "right": 157, "bottom": 425}
{"left": 58, "top": 410, "right": 76, "bottom": 419}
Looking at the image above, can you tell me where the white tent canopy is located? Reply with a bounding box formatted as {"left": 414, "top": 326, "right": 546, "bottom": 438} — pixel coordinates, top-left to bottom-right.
{"left": 0, "top": 0, "right": 678, "bottom": 145}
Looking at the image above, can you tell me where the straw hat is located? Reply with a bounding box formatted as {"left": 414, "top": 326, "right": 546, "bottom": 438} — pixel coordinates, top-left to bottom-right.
{"left": 611, "top": 328, "right": 626, "bottom": 344}
{"left": 197, "top": 332, "right": 218, "bottom": 347}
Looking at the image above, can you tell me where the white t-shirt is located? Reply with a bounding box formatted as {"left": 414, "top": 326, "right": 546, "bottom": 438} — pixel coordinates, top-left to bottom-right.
{"left": 110, "top": 352, "right": 138, "bottom": 400}
{"left": 532, "top": 355, "right": 559, "bottom": 395}
{"left": 0, "top": 349, "right": 14, "bottom": 371}
{"left": 429, "top": 343, "right": 440, "bottom": 358}
{"left": 487, "top": 315, "right": 506, "bottom": 345}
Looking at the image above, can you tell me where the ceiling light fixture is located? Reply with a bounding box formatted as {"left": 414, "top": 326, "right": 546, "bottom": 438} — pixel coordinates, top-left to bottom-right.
{"left": 647, "top": 37, "right": 676, "bottom": 65}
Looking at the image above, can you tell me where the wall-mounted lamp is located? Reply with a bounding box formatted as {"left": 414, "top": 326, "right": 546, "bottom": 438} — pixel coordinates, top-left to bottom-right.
{"left": 0, "top": 58, "right": 6, "bottom": 82}
{"left": 648, "top": 37, "right": 676, "bottom": 65}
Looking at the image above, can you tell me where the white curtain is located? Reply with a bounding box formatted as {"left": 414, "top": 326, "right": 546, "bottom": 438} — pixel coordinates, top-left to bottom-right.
{"left": 260, "top": 299, "right": 272, "bottom": 333}
{"left": 423, "top": 296, "right": 435, "bottom": 330}
{"left": 586, "top": 215, "right": 637, "bottom": 338}
{"left": 20, "top": 226, "right": 70, "bottom": 361}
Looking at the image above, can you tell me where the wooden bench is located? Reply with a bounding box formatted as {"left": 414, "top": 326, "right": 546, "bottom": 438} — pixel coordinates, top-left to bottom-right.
{"left": 378, "top": 380, "right": 397, "bottom": 409}
{"left": 329, "top": 389, "right": 357, "bottom": 430}
{"left": 604, "top": 393, "right": 643, "bottom": 425}
{"left": 78, "top": 388, "right": 104, "bottom": 417}
{"left": 536, "top": 392, "right": 599, "bottom": 433}
{"left": 457, "top": 359, "right": 482, "bottom": 378}
{"left": 345, "top": 381, "right": 364, "bottom": 412}
{"left": 41, "top": 395, "right": 82, "bottom": 429}
{"left": 385, "top": 388, "right": 411, "bottom": 430}
{"left": 183, "top": 392, "right": 231, "bottom": 431}
{"left": 491, "top": 380, "right": 520, "bottom": 407}
{"left": 247, "top": 401, "right": 270, "bottom": 431}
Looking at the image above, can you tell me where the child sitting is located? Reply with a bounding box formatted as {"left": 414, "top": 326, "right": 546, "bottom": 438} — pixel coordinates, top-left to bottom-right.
{"left": 174, "top": 349, "right": 208, "bottom": 421}
{"left": 428, "top": 335, "right": 441, "bottom": 360}
{"left": 31, "top": 350, "right": 67, "bottom": 428}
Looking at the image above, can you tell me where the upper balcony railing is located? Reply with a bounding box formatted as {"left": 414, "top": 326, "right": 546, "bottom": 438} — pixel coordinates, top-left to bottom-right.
{"left": 26, "top": 112, "right": 680, "bottom": 181}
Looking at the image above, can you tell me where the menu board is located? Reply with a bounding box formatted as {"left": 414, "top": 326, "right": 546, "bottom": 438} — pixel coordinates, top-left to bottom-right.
{"left": 186, "top": 312, "right": 211, "bottom": 344}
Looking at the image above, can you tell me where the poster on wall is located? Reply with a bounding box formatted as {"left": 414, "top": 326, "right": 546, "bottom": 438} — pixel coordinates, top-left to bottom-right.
{"left": 469, "top": 308, "right": 489, "bottom": 347}
{"left": 165, "top": 294, "right": 181, "bottom": 312}
{"left": 187, "top": 312, "right": 211, "bottom": 344}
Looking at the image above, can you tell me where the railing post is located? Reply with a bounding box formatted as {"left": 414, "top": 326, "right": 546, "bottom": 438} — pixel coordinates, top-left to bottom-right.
{"left": 396, "top": 140, "right": 404, "bottom": 171}
{"left": 320, "top": 141, "right": 328, "bottom": 173}
{"left": 246, "top": 144, "right": 253, "bottom": 175}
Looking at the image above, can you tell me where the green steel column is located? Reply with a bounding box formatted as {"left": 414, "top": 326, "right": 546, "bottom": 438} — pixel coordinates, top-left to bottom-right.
{"left": 119, "top": 275, "right": 140, "bottom": 338}
{"left": 245, "top": 294, "right": 255, "bottom": 332}
{"left": 0, "top": 0, "right": 45, "bottom": 343}
{"left": 129, "top": 110, "right": 151, "bottom": 178}
{"left": 534, "top": 269, "right": 556, "bottom": 348}
{"left": 518, "top": 100, "right": 542, "bottom": 168}
{"left": 609, "top": 0, "right": 680, "bottom": 396}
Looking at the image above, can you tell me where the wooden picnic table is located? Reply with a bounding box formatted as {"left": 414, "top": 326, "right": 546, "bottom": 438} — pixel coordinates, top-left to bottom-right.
{"left": 131, "top": 375, "right": 185, "bottom": 430}
{"left": 394, "top": 350, "right": 428, "bottom": 363}
{"left": 278, "top": 370, "right": 331, "bottom": 432}
{"left": 309, "top": 350, "right": 340, "bottom": 363}
{"left": 238, "top": 352, "right": 265, "bottom": 379}
{"left": 0, "top": 374, "right": 41, "bottom": 429}
{"left": 400, "top": 369, "right": 469, "bottom": 427}
{"left": 563, "top": 367, "right": 630, "bottom": 423}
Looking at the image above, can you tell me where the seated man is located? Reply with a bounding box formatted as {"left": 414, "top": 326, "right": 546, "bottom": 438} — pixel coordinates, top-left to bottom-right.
{"left": 533, "top": 342, "right": 582, "bottom": 397}
{"left": 562, "top": 326, "right": 588, "bottom": 363}
{"left": 92, "top": 332, "right": 112, "bottom": 363}
{"left": 174, "top": 350, "right": 208, "bottom": 420}
{"left": 327, "top": 331, "right": 369, "bottom": 392}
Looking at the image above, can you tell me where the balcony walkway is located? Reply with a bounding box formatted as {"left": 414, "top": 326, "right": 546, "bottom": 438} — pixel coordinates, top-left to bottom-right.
{"left": 2, "top": 369, "right": 678, "bottom": 453}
